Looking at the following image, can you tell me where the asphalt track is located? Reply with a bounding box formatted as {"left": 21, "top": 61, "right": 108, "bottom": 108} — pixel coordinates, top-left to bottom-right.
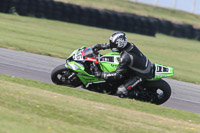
{"left": 0, "top": 48, "right": 200, "bottom": 113}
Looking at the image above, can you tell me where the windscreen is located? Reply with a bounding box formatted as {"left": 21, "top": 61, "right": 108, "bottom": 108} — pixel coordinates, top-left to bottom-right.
{"left": 84, "top": 47, "right": 95, "bottom": 58}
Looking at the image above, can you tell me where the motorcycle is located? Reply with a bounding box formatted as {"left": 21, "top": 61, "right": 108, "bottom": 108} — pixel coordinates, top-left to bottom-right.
{"left": 51, "top": 46, "right": 174, "bottom": 105}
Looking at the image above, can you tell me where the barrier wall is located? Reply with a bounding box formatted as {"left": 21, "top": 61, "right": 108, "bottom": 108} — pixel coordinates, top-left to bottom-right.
{"left": 0, "top": 0, "right": 199, "bottom": 40}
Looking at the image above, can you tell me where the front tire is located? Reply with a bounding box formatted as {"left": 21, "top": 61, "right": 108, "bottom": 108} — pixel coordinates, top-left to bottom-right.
{"left": 51, "top": 64, "right": 81, "bottom": 87}
{"left": 143, "top": 79, "right": 171, "bottom": 105}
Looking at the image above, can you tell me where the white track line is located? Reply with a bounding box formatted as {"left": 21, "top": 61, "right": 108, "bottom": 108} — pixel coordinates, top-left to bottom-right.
{"left": 171, "top": 96, "right": 200, "bottom": 104}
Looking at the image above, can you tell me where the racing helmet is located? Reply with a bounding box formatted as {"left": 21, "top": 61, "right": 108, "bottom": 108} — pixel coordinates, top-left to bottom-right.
{"left": 109, "top": 32, "right": 128, "bottom": 52}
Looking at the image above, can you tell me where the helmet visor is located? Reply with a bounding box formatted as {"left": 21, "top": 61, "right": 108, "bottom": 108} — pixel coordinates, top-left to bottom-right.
{"left": 110, "top": 42, "right": 119, "bottom": 52}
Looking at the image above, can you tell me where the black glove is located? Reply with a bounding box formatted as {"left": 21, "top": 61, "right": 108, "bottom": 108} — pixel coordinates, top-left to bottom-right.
{"left": 93, "top": 44, "right": 100, "bottom": 55}
{"left": 94, "top": 44, "right": 102, "bottom": 50}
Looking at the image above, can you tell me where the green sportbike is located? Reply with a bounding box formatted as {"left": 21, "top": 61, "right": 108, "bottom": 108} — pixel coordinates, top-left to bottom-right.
{"left": 51, "top": 46, "right": 174, "bottom": 105}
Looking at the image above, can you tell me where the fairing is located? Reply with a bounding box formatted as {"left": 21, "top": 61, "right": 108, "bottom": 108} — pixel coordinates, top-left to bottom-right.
{"left": 66, "top": 61, "right": 103, "bottom": 85}
{"left": 66, "top": 47, "right": 174, "bottom": 85}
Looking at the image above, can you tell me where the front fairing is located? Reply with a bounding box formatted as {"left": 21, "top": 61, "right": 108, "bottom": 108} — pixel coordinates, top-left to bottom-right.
{"left": 66, "top": 61, "right": 92, "bottom": 76}
{"left": 65, "top": 61, "right": 104, "bottom": 85}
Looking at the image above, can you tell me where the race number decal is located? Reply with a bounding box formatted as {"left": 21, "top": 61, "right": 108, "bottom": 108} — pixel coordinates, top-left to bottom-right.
{"left": 73, "top": 49, "right": 84, "bottom": 61}
{"left": 156, "top": 66, "right": 169, "bottom": 73}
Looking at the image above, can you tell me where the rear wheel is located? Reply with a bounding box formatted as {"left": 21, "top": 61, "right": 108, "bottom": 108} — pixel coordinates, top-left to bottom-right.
{"left": 51, "top": 64, "right": 82, "bottom": 87}
{"left": 143, "top": 79, "right": 171, "bottom": 105}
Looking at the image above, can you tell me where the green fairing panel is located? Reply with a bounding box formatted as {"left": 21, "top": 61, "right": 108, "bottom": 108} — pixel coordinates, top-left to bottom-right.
{"left": 147, "top": 63, "right": 174, "bottom": 81}
{"left": 77, "top": 75, "right": 104, "bottom": 85}
{"left": 66, "top": 61, "right": 104, "bottom": 85}
{"left": 99, "top": 52, "right": 120, "bottom": 72}
{"left": 66, "top": 61, "right": 92, "bottom": 76}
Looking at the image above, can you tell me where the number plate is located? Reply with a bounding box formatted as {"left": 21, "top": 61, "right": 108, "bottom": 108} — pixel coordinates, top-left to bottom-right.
{"left": 73, "top": 49, "right": 84, "bottom": 61}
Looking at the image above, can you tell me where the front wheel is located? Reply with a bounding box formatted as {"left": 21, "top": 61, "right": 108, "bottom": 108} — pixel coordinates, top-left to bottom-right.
{"left": 51, "top": 64, "right": 82, "bottom": 87}
{"left": 143, "top": 79, "right": 171, "bottom": 105}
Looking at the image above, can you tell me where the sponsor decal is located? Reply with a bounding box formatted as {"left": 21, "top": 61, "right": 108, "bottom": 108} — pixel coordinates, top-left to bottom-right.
{"left": 131, "top": 78, "right": 142, "bottom": 88}
{"left": 85, "top": 57, "right": 98, "bottom": 64}
{"left": 111, "top": 64, "right": 118, "bottom": 67}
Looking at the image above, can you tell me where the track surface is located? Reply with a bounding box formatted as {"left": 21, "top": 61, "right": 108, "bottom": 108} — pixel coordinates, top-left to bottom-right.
{"left": 0, "top": 48, "right": 200, "bottom": 113}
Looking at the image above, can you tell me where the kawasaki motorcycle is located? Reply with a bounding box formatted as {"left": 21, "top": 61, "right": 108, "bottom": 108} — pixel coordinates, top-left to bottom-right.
{"left": 51, "top": 46, "right": 174, "bottom": 105}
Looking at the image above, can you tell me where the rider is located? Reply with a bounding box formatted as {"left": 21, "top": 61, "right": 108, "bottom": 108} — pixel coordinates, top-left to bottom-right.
{"left": 93, "top": 32, "right": 154, "bottom": 97}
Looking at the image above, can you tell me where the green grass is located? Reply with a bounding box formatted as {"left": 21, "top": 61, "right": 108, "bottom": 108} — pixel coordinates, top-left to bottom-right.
{"left": 0, "top": 74, "right": 200, "bottom": 133}
{"left": 56, "top": 0, "right": 200, "bottom": 27}
{"left": 0, "top": 13, "right": 200, "bottom": 84}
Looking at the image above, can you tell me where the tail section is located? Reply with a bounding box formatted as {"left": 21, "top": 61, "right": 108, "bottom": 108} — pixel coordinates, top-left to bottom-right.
{"left": 148, "top": 63, "right": 174, "bottom": 81}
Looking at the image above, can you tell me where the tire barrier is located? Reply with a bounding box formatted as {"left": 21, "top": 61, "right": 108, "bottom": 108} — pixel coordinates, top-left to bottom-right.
{"left": 0, "top": 0, "right": 199, "bottom": 40}
{"left": 195, "top": 29, "right": 200, "bottom": 41}
{"left": 0, "top": 0, "right": 10, "bottom": 13}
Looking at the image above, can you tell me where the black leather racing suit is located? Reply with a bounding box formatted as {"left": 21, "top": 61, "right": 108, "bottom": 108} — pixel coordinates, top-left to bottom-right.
{"left": 95, "top": 42, "right": 154, "bottom": 90}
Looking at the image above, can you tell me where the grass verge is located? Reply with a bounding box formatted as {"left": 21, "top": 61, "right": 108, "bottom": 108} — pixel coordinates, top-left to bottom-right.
{"left": 0, "top": 74, "right": 200, "bottom": 132}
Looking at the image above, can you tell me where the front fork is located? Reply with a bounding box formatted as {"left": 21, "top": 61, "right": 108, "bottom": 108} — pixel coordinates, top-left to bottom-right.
{"left": 61, "top": 70, "right": 81, "bottom": 87}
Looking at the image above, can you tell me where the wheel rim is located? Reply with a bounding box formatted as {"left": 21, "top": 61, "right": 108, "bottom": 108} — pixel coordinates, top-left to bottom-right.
{"left": 54, "top": 70, "right": 71, "bottom": 85}
{"left": 156, "top": 89, "right": 165, "bottom": 99}
{"left": 147, "top": 87, "right": 165, "bottom": 101}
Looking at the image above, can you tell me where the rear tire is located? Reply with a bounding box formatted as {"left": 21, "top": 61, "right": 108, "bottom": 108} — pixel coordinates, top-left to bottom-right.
{"left": 143, "top": 79, "right": 171, "bottom": 105}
